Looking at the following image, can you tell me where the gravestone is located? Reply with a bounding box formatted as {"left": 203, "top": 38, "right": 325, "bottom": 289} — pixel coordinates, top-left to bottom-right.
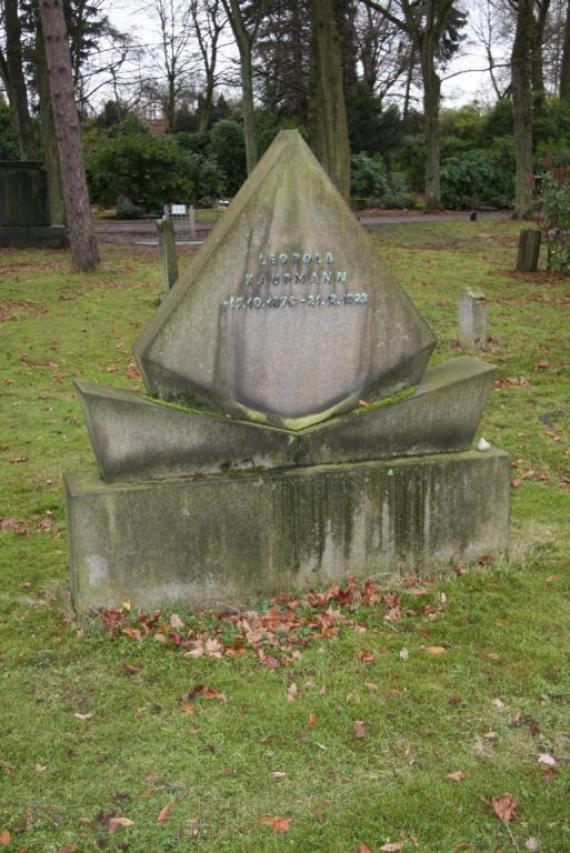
{"left": 0, "top": 161, "right": 67, "bottom": 248}
{"left": 65, "top": 131, "right": 510, "bottom": 612}
{"left": 458, "top": 288, "right": 488, "bottom": 350}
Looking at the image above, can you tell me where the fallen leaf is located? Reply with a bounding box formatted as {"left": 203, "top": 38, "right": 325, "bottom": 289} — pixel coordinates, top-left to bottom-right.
{"left": 422, "top": 645, "right": 447, "bottom": 654}
{"left": 491, "top": 697, "right": 506, "bottom": 709}
{"left": 380, "top": 843, "right": 404, "bottom": 852}
{"left": 486, "top": 652, "right": 500, "bottom": 660}
{"left": 59, "top": 844, "right": 80, "bottom": 852}
{"left": 357, "top": 845, "right": 372, "bottom": 853}
{"left": 73, "top": 712, "right": 93, "bottom": 721}
{"left": 0, "top": 831, "right": 10, "bottom": 847}
{"left": 546, "top": 575, "right": 560, "bottom": 582}
{"left": 357, "top": 649, "right": 375, "bottom": 663}
{"left": 287, "top": 683, "right": 298, "bottom": 702}
{"left": 157, "top": 803, "right": 172, "bottom": 823}
{"left": 535, "top": 360, "right": 549, "bottom": 369}
{"left": 491, "top": 792, "right": 517, "bottom": 822}
{"left": 307, "top": 713, "right": 317, "bottom": 727}
{"left": 121, "top": 663, "right": 141, "bottom": 675}
{"left": 271, "top": 771, "right": 286, "bottom": 780}
{"left": 34, "top": 763, "right": 47, "bottom": 772}
{"left": 538, "top": 753, "right": 556, "bottom": 767}
{"left": 525, "top": 838, "right": 540, "bottom": 852}
{"left": 108, "top": 816, "right": 135, "bottom": 835}
{"left": 365, "top": 682, "right": 379, "bottom": 691}
{"left": 447, "top": 770, "right": 468, "bottom": 781}
{"left": 399, "top": 648, "right": 409, "bottom": 661}
{"left": 170, "top": 613, "right": 184, "bottom": 629}
{"left": 257, "top": 815, "right": 290, "bottom": 833}
{"left": 353, "top": 720, "right": 367, "bottom": 739}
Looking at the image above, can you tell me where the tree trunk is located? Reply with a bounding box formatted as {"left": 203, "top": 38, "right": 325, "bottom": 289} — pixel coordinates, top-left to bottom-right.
{"left": 531, "top": 0, "right": 550, "bottom": 106}
{"left": 560, "top": 0, "right": 570, "bottom": 102}
{"left": 36, "top": 25, "right": 66, "bottom": 226}
{"left": 309, "top": 0, "right": 351, "bottom": 201}
{"left": 511, "top": 0, "right": 534, "bottom": 219}
{"left": 222, "top": 0, "right": 258, "bottom": 174}
{"left": 5, "top": 0, "right": 37, "bottom": 159}
{"left": 39, "top": 0, "right": 99, "bottom": 271}
{"left": 420, "top": 36, "right": 441, "bottom": 211}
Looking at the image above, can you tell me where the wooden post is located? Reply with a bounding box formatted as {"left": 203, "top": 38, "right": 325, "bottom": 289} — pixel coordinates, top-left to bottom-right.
{"left": 516, "top": 228, "right": 541, "bottom": 271}
{"left": 458, "top": 289, "right": 488, "bottom": 350}
{"left": 156, "top": 219, "right": 178, "bottom": 291}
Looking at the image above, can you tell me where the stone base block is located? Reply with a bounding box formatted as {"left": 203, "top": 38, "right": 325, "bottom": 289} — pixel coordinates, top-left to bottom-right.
{"left": 0, "top": 225, "right": 68, "bottom": 248}
{"left": 65, "top": 448, "right": 510, "bottom": 612}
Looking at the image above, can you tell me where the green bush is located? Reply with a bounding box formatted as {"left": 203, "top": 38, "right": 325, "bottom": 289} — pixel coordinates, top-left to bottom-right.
{"left": 351, "top": 152, "right": 388, "bottom": 198}
{"left": 87, "top": 134, "right": 194, "bottom": 211}
{"left": 539, "top": 163, "right": 570, "bottom": 271}
{"left": 209, "top": 119, "right": 246, "bottom": 195}
{"left": 441, "top": 143, "right": 515, "bottom": 209}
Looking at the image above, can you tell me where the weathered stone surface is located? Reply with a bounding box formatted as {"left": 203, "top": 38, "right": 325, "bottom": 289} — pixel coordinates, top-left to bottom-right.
{"left": 0, "top": 225, "right": 68, "bottom": 248}
{"left": 76, "top": 356, "right": 496, "bottom": 481}
{"left": 299, "top": 356, "right": 497, "bottom": 465}
{"left": 134, "top": 131, "right": 435, "bottom": 430}
{"left": 0, "top": 161, "right": 49, "bottom": 227}
{"left": 66, "top": 448, "right": 511, "bottom": 612}
{"left": 458, "top": 289, "right": 488, "bottom": 350}
{"left": 75, "top": 379, "right": 295, "bottom": 481}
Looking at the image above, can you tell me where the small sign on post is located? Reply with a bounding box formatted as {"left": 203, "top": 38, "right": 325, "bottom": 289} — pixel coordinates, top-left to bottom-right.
{"left": 458, "top": 288, "right": 488, "bottom": 350}
{"left": 156, "top": 219, "right": 178, "bottom": 291}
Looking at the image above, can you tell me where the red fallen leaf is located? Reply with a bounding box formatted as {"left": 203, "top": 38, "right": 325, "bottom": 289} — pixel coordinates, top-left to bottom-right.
{"left": 361, "top": 578, "right": 378, "bottom": 606}
{"left": 353, "top": 720, "right": 367, "bottom": 739}
{"left": 0, "top": 831, "right": 10, "bottom": 847}
{"left": 307, "top": 712, "right": 317, "bottom": 727}
{"left": 121, "top": 663, "right": 141, "bottom": 675}
{"left": 380, "top": 843, "right": 404, "bottom": 852}
{"left": 491, "top": 792, "right": 518, "bottom": 822}
{"left": 358, "top": 650, "right": 375, "bottom": 663}
{"left": 257, "top": 816, "right": 290, "bottom": 833}
{"left": 100, "top": 607, "right": 123, "bottom": 633}
{"left": 157, "top": 803, "right": 172, "bottom": 824}
{"left": 447, "top": 770, "right": 468, "bottom": 781}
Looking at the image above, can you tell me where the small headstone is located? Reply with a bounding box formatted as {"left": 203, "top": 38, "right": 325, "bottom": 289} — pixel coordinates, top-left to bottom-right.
{"left": 516, "top": 229, "right": 541, "bottom": 272}
{"left": 458, "top": 288, "right": 487, "bottom": 350}
{"left": 156, "top": 219, "right": 178, "bottom": 291}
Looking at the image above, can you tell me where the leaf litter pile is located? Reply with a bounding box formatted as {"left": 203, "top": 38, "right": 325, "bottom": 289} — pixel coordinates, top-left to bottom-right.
{"left": 92, "top": 575, "right": 446, "bottom": 668}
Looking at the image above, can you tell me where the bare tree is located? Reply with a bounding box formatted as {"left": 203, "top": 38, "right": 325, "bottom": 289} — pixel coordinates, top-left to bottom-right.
{"left": 560, "top": 0, "right": 570, "bottom": 100}
{"left": 354, "top": 3, "right": 415, "bottom": 100}
{"left": 148, "top": 0, "right": 195, "bottom": 129}
{"left": 511, "top": 0, "right": 534, "bottom": 218}
{"left": 191, "top": 0, "right": 226, "bottom": 132}
{"left": 221, "top": 0, "right": 266, "bottom": 174}
{"left": 39, "top": 0, "right": 99, "bottom": 270}
{"left": 308, "top": 0, "right": 350, "bottom": 199}
{"left": 362, "top": 0, "right": 467, "bottom": 210}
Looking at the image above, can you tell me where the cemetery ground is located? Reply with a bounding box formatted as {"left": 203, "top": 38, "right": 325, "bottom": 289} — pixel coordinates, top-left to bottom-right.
{"left": 0, "top": 220, "right": 569, "bottom": 852}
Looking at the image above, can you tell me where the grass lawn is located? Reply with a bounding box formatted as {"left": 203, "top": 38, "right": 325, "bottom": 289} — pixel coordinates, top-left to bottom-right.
{"left": 0, "top": 219, "right": 569, "bottom": 852}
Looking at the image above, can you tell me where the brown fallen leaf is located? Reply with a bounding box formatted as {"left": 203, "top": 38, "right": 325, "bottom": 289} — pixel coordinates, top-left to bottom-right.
{"left": 157, "top": 803, "right": 172, "bottom": 824}
{"left": 257, "top": 816, "right": 290, "bottom": 833}
{"left": 491, "top": 792, "right": 517, "bottom": 822}
{"left": 307, "top": 713, "right": 317, "bottom": 727}
{"left": 108, "top": 817, "right": 135, "bottom": 835}
{"left": 447, "top": 770, "right": 469, "bottom": 781}
{"left": 365, "top": 682, "right": 379, "bottom": 691}
{"left": 182, "top": 702, "right": 195, "bottom": 715}
{"left": 59, "top": 844, "right": 80, "bottom": 852}
{"left": 380, "top": 843, "right": 404, "bottom": 852}
{"left": 357, "top": 845, "right": 373, "bottom": 853}
{"left": 121, "top": 663, "right": 141, "bottom": 676}
{"left": 353, "top": 720, "right": 367, "bottom": 739}
{"left": 357, "top": 649, "right": 375, "bottom": 663}
{"left": 422, "top": 645, "right": 447, "bottom": 654}
{"left": 0, "top": 831, "right": 10, "bottom": 848}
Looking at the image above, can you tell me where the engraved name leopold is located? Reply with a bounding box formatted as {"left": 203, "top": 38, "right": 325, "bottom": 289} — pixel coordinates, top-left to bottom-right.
{"left": 222, "top": 249, "right": 368, "bottom": 310}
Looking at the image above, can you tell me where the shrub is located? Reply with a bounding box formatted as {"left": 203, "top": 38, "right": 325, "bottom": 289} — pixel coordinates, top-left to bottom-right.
{"left": 87, "top": 134, "right": 194, "bottom": 211}
{"left": 351, "top": 152, "right": 388, "bottom": 198}
{"left": 538, "top": 162, "right": 570, "bottom": 272}
{"left": 209, "top": 119, "right": 247, "bottom": 195}
{"left": 441, "top": 143, "right": 515, "bottom": 209}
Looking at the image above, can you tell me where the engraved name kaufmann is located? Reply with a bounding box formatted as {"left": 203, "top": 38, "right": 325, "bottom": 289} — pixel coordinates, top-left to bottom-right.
{"left": 223, "top": 250, "right": 368, "bottom": 310}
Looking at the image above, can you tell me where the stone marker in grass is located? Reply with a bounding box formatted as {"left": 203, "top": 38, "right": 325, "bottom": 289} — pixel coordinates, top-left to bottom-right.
{"left": 65, "top": 131, "right": 510, "bottom": 612}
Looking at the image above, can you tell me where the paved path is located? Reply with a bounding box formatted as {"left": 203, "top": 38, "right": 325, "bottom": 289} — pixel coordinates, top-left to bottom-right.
{"left": 95, "top": 210, "right": 510, "bottom": 247}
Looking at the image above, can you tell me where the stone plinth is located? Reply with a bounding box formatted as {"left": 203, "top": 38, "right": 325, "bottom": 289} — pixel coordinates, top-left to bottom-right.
{"left": 65, "top": 448, "right": 510, "bottom": 612}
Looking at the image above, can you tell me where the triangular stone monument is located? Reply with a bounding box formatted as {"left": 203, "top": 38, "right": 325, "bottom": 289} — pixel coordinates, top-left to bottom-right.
{"left": 65, "top": 131, "right": 510, "bottom": 612}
